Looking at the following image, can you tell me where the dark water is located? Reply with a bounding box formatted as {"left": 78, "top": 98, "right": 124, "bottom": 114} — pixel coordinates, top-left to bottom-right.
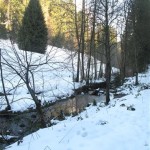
{"left": 0, "top": 94, "right": 105, "bottom": 149}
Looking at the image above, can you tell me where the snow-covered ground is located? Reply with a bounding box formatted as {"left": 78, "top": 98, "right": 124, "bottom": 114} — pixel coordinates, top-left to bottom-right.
{"left": 0, "top": 40, "right": 80, "bottom": 111}
{"left": 0, "top": 40, "right": 118, "bottom": 112}
{"left": 1, "top": 40, "right": 149, "bottom": 150}
{"left": 0, "top": 40, "right": 95, "bottom": 111}
{"left": 6, "top": 70, "right": 150, "bottom": 150}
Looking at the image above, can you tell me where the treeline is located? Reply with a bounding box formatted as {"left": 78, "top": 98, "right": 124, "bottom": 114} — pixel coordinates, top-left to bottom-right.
{"left": 0, "top": 0, "right": 75, "bottom": 48}
{"left": 120, "top": 0, "right": 150, "bottom": 85}
{"left": 0, "top": 0, "right": 117, "bottom": 48}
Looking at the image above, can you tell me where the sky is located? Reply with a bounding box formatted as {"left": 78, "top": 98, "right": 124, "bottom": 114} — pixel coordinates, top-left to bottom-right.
{"left": 74, "top": 0, "right": 82, "bottom": 10}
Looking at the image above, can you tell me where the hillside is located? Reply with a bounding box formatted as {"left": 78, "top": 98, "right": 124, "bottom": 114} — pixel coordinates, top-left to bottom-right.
{"left": 6, "top": 68, "right": 150, "bottom": 150}
{"left": 0, "top": 40, "right": 149, "bottom": 150}
{"left": 0, "top": 40, "right": 84, "bottom": 111}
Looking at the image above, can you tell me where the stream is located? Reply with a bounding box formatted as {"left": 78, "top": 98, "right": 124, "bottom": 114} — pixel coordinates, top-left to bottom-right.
{"left": 0, "top": 93, "right": 105, "bottom": 149}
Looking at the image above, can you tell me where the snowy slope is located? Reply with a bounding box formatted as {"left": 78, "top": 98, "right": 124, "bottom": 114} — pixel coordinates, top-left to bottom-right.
{"left": 6, "top": 70, "right": 150, "bottom": 150}
{"left": 0, "top": 40, "right": 118, "bottom": 112}
{"left": 0, "top": 40, "right": 83, "bottom": 111}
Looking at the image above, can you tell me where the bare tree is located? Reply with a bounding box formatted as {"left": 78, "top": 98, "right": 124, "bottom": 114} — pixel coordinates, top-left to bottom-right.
{"left": 80, "top": 0, "right": 86, "bottom": 81}
{"left": 74, "top": 0, "right": 81, "bottom": 82}
{"left": 0, "top": 48, "right": 11, "bottom": 110}
{"left": 130, "top": 0, "right": 139, "bottom": 85}
{"left": 97, "top": 0, "right": 122, "bottom": 104}
{"left": 86, "top": 0, "right": 97, "bottom": 85}
{"left": 1, "top": 41, "right": 53, "bottom": 128}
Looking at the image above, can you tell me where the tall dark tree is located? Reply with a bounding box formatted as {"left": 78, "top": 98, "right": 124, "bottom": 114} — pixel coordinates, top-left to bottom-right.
{"left": 97, "top": 0, "right": 121, "bottom": 105}
{"left": 18, "top": 0, "right": 47, "bottom": 54}
{"left": 122, "top": 0, "right": 150, "bottom": 85}
{"left": 135, "top": 0, "right": 150, "bottom": 71}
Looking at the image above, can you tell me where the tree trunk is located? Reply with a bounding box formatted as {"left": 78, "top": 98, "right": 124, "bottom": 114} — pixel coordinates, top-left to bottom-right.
{"left": 132, "top": 6, "right": 139, "bottom": 85}
{"left": 75, "top": 0, "right": 80, "bottom": 82}
{"left": 105, "top": 0, "right": 111, "bottom": 105}
{"left": 27, "top": 84, "right": 46, "bottom": 128}
{"left": 121, "top": 17, "right": 128, "bottom": 85}
{"left": 81, "top": 0, "right": 85, "bottom": 81}
{"left": 25, "top": 63, "right": 46, "bottom": 128}
{"left": 0, "top": 48, "right": 11, "bottom": 110}
{"left": 93, "top": 0, "right": 97, "bottom": 80}
{"left": 86, "top": 0, "right": 96, "bottom": 85}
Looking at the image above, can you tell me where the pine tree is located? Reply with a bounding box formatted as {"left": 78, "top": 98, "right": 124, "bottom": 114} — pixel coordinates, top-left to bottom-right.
{"left": 124, "top": 0, "right": 150, "bottom": 73}
{"left": 135, "top": 0, "right": 150, "bottom": 71}
{"left": 18, "top": 0, "right": 47, "bottom": 54}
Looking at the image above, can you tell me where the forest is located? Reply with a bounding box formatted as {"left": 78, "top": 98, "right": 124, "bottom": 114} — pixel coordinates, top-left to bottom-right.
{"left": 1, "top": 0, "right": 150, "bottom": 101}
{"left": 0, "top": 0, "right": 150, "bottom": 149}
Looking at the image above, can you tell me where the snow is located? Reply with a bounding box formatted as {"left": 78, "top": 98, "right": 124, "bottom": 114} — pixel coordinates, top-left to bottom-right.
{"left": 0, "top": 39, "right": 118, "bottom": 112}
{"left": 0, "top": 40, "right": 83, "bottom": 111}
{"left": 0, "top": 39, "right": 149, "bottom": 150}
{"left": 6, "top": 69, "right": 150, "bottom": 150}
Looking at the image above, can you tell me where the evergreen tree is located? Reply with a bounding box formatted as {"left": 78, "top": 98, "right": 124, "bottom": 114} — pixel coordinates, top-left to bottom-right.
{"left": 18, "top": 0, "right": 47, "bottom": 54}
{"left": 10, "top": 0, "right": 27, "bottom": 42}
{"left": 124, "top": 0, "right": 150, "bottom": 73}
{"left": 0, "top": 0, "right": 8, "bottom": 39}
{"left": 135, "top": 0, "right": 150, "bottom": 71}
